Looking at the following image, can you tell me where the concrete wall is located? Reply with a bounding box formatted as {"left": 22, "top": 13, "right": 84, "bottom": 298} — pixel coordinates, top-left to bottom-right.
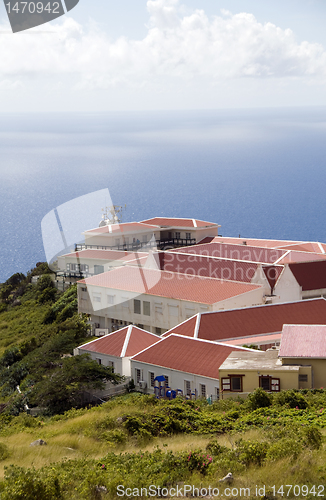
{"left": 73, "top": 347, "right": 125, "bottom": 375}
{"left": 282, "top": 357, "right": 326, "bottom": 389}
{"left": 78, "top": 283, "right": 265, "bottom": 334}
{"left": 131, "top": 360, "right": 220, "bottom": 398}
{"left": 273, "top": 266, "right": 302, "bottom": 303}
{"left": 219, "top": 367, "right": 305, "bottom": 399}
{"left": 84, "top": 231, "right": 161, "bottom": 248}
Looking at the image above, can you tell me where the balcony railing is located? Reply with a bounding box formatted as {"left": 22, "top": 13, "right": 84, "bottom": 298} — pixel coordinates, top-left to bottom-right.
{"left": 75, "top": 238, "right": 196, "bottom": 252}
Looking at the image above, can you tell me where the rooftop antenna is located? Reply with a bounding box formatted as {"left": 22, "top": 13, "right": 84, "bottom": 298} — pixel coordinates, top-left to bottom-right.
{"left": 99, "top": 204, "right": 126, "bottom": 227}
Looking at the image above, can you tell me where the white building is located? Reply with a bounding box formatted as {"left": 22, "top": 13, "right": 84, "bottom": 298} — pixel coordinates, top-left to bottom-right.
{"left": 130, "top": 334, "right": 253, "bottom": 398}
{"left": 73, "top": 325, "right": 159, "bottom": 377}
{"left": 77, "top": 265, "right": 264, "bottom": 334}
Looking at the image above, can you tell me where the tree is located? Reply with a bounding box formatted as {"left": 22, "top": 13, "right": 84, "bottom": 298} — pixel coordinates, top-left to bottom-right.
{"left": 29, "top": 355, "right": 122, "bottom": 414}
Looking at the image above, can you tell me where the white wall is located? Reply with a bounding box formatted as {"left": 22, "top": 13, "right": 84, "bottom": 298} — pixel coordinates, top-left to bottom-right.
{"left": 273, "top": 265, "right": 302, "bottom": 303}
{"left": 131, "top": 360, "right": 220, "bottom": 399}
{"left": 73, "top": 347, "right": 126, "bottom": 375}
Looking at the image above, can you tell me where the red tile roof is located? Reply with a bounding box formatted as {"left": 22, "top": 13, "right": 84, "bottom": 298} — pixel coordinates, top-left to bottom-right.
{"left": 61, "top": 249, "right": 148, "bottom": 261}
{"left": 163, "top": 298, "right": 326, "bottom": 341}
{"left": 173, "top": 242, "right": 285, "bottom": 264}
{"left": 277, "top": 250, "right": 326, "bottom": 265}
{"left": 132, "top": 334, "right": 248, "bottom": 379}
{"left": 85, "top": 222, "right": 159, "bottom": 235}
{"left": 279, "top": 324, "right": 326, "bottom": 358}
{"left": 79, "top": 266, "right": 261, "bottom": 305}
{"left": 77, "top": 326, "right": 159, "bottom": 357}
{"left": 159, "top": 252, "right": 258, "bottom": 282}
{"left": 141, "top": 217, "right": 218, "bottom": 228}
{"left": 279, "top": 242, "right": 324, "bottom": 253}
{"left": 207, "top": 237, "right": 302, "bottom": 248}
{"left": 225, "top": 333, "right": 282, "bottom": 346}
{"left": 289, "top": 261, "right": 326, "bottom": 291}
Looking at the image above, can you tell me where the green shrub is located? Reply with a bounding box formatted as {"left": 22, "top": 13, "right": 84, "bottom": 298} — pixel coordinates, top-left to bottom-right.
{"left": 275, "top": 390, "right": 308, "bottom": 409}
{"left": 247, "top": 387, "right": 273, "bottom": 410}
{"left": 0, "top": 442, "right": 10, "bottom": 461}
{"left": 266, "top": 437, "right": 302, "bottom": 461}
{"left": 236, "top": 439, "right": 269, "bottom": 466}
{"left": 303, "top": 426, "right": 323, "bottom": 450}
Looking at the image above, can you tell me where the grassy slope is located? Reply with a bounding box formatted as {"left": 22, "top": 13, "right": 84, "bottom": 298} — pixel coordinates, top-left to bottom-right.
{"left": 0, "top": 394, "right": 326, "bottom": 498}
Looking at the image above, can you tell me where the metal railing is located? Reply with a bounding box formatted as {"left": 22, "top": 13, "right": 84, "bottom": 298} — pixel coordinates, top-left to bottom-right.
{"left": 75, "top": 238, "right": 196, "bottom": 252}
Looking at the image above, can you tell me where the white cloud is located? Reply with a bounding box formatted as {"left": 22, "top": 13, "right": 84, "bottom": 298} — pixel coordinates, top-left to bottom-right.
{"left": 0, "top": 0, "right": 326, "bottom": 92}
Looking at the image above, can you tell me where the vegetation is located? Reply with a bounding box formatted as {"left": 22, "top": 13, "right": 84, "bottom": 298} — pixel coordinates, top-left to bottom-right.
{"left": 0, "top": 266, "right": 120, "bottom": 416}
{"left": 1, "top": 268, "right": 326, "bottom": 498}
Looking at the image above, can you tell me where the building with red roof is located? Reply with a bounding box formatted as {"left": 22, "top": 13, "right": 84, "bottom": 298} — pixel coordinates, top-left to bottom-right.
{"left": 78, "top": 265, "right": 264, "bottom": 335}
{"left": 162, "top": 298, "right": 326, "bottom": 347}
{"left": 130, "top": 334, "right": 252, "bottom": 397}
{"left": 74, "top": 325, "right": 159, "bottom": 377}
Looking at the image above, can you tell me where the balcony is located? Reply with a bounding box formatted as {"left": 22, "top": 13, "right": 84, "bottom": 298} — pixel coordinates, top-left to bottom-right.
{"left": 75, "top": 237, "right": 196, "bottom": 252}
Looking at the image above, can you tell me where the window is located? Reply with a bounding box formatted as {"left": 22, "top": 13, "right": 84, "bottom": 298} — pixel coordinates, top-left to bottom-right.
{"left": 299, "top": 374, "right": 308, "bottom": 383}
{"left": 122, "top": 298, "right": 129, "bottom": 308}
{"left": 155, "top": 327, "right": 162, "bottom": 335}
{"left": 168, "top": 305, "right": 178, "bottom": 317}
{"left": 108, "top": 361, "right": 114, "bottom": 372}
{"left": 96, "top": 358, "right": 102, "bottom": 365}
{"left": 69, "top": 264, "right": 89, "bottom": 273}
{"left": 124, "top": 237, "right": 129, "bottom": 245}
{"left": 134, "top": 299, "right": 141, "bottom": 314}
{"left": 107, "top": 294, "right": 115, "bottom": 305}
{"left": 185, "top": 307, "right": 195, "bottom": 319}
{"left": 135, "top": 368, "right": 141, "bottom": 383}
{"left": 175, "top": 232, "right": 181, "bottom": 239}
{"left": 81, "top": 287, "right": 87, "bottom": 292}
{"left": 149, "top": 372, "right": 155, "bottom": 387}
{"left": 94, "top": 265, "right": 104, "bottom": 275}
{"left": 115, "top": 238, "right": 120, "bottom": 246}
{"left": 185, "top": 380, "right": 191, "bottom": 396}
{"left": 186, "top": 232, "right": 191, "bottom": 240}
{"left": 221, "top": 375, "right": 244, "bottom": 392}
{"left": 164, "top": 375, "right": 169, "bottom": 387}
{"left": 143, "top": 301, "right": 150, "bottom": 316}
{"left": 259, "top": 375, "right": 280, "bottom": 392}
{"left": 200, "top": 384, "right": 206, "bottom": 398}
{"left": 155, "top": 302, "right": 163, "bottom": 315}
{"left": 142, "top": 235, "right": 147, "bottom": 243}
{"left": 93, "top": 293, "right": 101, "bottom": 303}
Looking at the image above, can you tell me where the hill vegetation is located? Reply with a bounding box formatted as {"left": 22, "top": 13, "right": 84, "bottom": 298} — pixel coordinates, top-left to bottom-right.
{"left": 1, "top": 268, "right": 326, "bottom": 499}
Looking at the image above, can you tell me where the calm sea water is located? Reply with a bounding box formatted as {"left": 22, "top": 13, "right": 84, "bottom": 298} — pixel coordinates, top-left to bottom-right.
{"left": 1, "top": 107, "right": 326, "bottom": 283}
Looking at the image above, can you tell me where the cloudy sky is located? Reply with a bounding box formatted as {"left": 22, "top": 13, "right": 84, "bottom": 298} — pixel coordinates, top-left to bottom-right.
{"left": 0, "top": 0, "right": 326, "bottom": 111}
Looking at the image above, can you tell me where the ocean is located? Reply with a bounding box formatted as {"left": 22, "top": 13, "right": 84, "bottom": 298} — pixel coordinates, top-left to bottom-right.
{"left": 1, "top": 107, "right": 326, "bottom": 283}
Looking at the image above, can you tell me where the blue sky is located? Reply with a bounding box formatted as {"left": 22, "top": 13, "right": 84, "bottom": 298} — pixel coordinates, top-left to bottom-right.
{"left": 0, "top": 0, "right": 326, "bottom": 111}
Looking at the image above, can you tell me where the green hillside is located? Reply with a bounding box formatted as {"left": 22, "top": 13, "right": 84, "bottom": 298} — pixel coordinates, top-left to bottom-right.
{"left": 1, "top": 268, "right": 326, "bottom": 499}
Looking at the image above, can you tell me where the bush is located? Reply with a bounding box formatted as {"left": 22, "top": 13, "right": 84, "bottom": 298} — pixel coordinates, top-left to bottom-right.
{"left": 247, "top": 387, "right": 273, "bottom": 410}
{"left": 275, "top": 390, "right": 308, "bottom": 409}
{"left": 236, "top": 439, "right": 269, "bottom": 466}
{"left": 0, "top": 443, "right": 10, "bottom": 461}
{"left": 303, "top": 426, "right": 323, "bottom": 450}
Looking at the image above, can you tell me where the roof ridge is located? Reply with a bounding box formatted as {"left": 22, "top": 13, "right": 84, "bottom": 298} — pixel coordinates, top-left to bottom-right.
{"left": 194, "top": 313, "right": 201, "bottom": 338}
{"left": 121, "top": 325, "right": 133, "bottom": 357}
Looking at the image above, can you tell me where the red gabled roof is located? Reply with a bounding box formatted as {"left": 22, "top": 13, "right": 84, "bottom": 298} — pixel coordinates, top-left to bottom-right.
{"left": 85, "top": 222, "right": 159, "bottom": 235}
{"left": 60, "top": 249, "right": 148, "bottom": 261}
{"left": 77, "top": 325, "right": 159, "bottom": 357}
{"left": 173, "top": 242, "right": 285, "bottom": 264}
{"left": 141, "top": 217, "right": 217, "bottom": 228}
{"left": 159, "top": 252, "right": 258, "bottom": 282}
{"left": 131, "top": 334, "right": 248, "bottom": 379}
{"left": 279, "top": 324, "right": 326, "bottom": 358}
{"left": 289, "top": 261, "right": 326, "bottom": 291}
{"left": 279, "top": 242, "right": 324, "bottom": 253}
{"left": 79, "top": 266, "right": 261, "bottom": 305}
{"left": 277, "top": 250, "right": 326, "bottom": 265}
{"left": 162, "top": 298, "right": 326, "bottom": 342}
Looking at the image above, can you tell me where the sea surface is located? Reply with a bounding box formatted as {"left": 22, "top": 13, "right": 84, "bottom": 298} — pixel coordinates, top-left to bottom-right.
{"left": 1, "top": 107, "right": 326, "bottom": 283}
